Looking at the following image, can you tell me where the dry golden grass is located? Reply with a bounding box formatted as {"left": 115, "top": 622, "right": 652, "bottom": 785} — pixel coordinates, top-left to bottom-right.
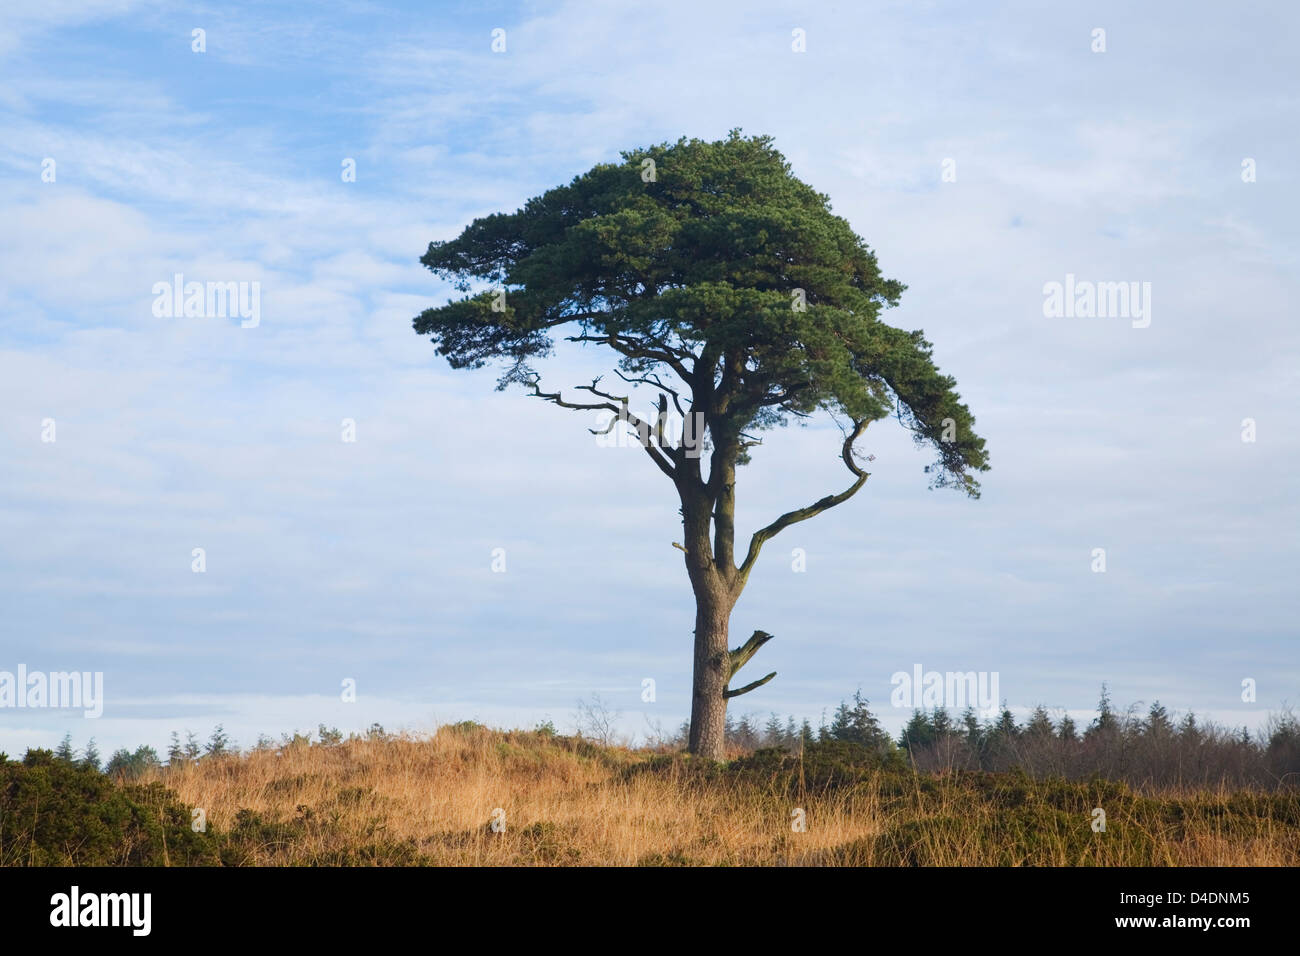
{"left": 140, "top": 726, "right": 1300, "bottom": 866}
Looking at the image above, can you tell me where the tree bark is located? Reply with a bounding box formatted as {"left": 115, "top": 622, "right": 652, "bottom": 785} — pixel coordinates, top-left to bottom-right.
{"left": 687, "top": 581, "right": 733, "bottom": 759}
{"left": 680, "top": 472, "right": 737, "bottom": 761}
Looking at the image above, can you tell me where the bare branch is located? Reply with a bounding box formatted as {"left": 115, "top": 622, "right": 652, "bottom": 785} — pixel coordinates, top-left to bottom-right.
{"left": 613, "top": 369, "right": 688, "bottom": 418}
{"left": 524, "top": 375, "right": 678, "bottom": 482}
{"left": 724, "top": 672, "right": 777, "bottom": 699}
{"left": 722, "top": 630, "right": 776, "bottom": 699}
{"left": 737, "top": 419, "right": 871, "bottom": 579}
{"left": 565, "top": 331, "right": 693, "bottom": 382}
{"left": 574, "top": 377, "right": 631, "bottom": 406}
{"left": 726, "top": 629, "right": 774, "bottom": 680}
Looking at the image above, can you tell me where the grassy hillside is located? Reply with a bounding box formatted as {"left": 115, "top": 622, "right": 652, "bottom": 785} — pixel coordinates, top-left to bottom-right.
{"left": 8, "top": 723, "right": 1295, "bottom": 866}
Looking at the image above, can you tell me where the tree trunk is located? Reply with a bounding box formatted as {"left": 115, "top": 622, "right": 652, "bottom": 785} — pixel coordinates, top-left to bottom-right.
{"left": 683, "top": 422, "right": 742, "bottom": 761}
{"left": 687, "top": 580, "right": 733, "bottom": 760}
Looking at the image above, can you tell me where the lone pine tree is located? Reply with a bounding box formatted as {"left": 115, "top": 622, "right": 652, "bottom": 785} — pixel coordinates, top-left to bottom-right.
{"left": 414, "top": 131, "right": 988, "bottom": 760}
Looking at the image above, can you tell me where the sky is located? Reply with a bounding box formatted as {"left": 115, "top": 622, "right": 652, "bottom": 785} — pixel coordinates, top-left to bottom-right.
{"left": 1, "top": 0, "right": 1297, "bottom": 760}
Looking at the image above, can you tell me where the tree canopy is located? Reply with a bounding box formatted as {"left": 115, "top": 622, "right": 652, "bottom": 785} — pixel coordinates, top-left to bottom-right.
{"left": 414, "top": 130, "right": 988, "bottom": 495}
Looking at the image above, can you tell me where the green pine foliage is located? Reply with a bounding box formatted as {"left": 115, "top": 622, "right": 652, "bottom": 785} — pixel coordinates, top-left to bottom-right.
{"left": 0, "top": 749, "right": 218, "bottom": 866}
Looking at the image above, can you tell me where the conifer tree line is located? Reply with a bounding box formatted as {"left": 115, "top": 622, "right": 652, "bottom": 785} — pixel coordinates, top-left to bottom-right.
{"left": 35, "top": 687, "right": 1300, "bottom": 791}
{"left": 672, "top": 685, "right": 1300, "bottom": 789}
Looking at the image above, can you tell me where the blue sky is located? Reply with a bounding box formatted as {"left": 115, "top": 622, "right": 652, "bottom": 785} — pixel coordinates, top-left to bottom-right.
{"left": 1, "top": 0, "right": 1297, "bottom": 759}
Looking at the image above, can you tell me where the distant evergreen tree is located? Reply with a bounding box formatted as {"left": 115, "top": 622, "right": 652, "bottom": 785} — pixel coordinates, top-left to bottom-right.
{"left": 1264, "top": 712, "right": 1300, "bottom": 770}
{"left": 80, "top": 738, "right": 100, "bottom": 772}
{"left": 105, "top": 748, "right": 132, "bottom": 777}
{"left": 1087, "top": 683, "right": 1117, "bottom": 738}
{"left": 828, "top": 691, "right": 888, "bottom": 748}
{"left": 763, "top": 712, "right": 784, "bottom": 748}
{"left": 992, "top": 707, "right": 1019, "bottom": 739}
{"left": 900, "top": 710, "right": 935, "bottom": 752}
{"left": 931, "top": 707, "right": 954, "bottom": 738}
{"left": 1058, "top": 713, "right": 1078, "bottom": 741}
{"left": 961, "top": 707, "right": 982, "bottom": 745}
{"left": 1145, "top": 701, "right": 1174, "bottom": 738}
{"left": 1178, "top": 712, "right": 1201, "bottom": 744}
{"left": 167, "top": 731, "right": 185, "bottom": 765}
{"left": 799, "top": 718, "right": 815, "bottom": 747}
{"left": 733, "top": 713, "right": 759, "bottom": 750}
{"left": 317, "top": 725, "right": 343, "bottom": 746}
{"left": 830, "top": 700, "right": 854, "bottom": 740}
{"left": 1025, "top": 706, "right": 1054, "bottom": 738}
{"left": 54, "top": 734, "right": 75, "bottom": 762}
{"left": 184, "top": 731, "right": 201, "bottom": 762}
{"left": 204, "top": 725, "right": 231, "bottom": 757}
{"left": 104, "top": 745, "right": 161, "bottom": 781}
{"left": 137, "top": 744, "right": 160, "bottom": 771}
